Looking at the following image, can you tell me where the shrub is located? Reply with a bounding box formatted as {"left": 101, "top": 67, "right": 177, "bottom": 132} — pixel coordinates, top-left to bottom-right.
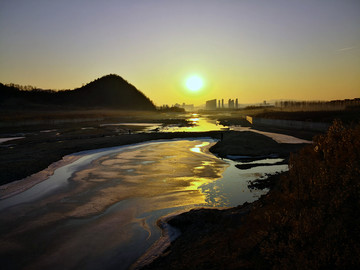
{"left": 256, "top": 120, "right": 360, "bottom": 269}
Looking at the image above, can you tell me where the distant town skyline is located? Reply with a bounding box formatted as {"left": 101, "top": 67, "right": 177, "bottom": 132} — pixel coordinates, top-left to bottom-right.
{"left": 1, "top": 0, "right": 359, "bottom": 106}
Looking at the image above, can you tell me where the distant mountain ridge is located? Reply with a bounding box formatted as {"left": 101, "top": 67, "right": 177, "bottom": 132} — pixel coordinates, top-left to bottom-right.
{"left": 0, "top": 74, "right": 156, "bottom": 111}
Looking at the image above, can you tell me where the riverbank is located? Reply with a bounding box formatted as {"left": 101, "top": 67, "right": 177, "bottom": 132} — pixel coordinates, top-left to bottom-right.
{"left": 0, "top": 117, "right": 318, "bottom": 269}
{"left": 0, "top": 109, "right": 320, "bottom": 186}
{"left": 0, "top": 131, "right": 220, "bottom": 187}
{"left": 1, "top": 130, "right": 309, "bottom": 199}
{"left": 142, "top": 121, "right": 360, "bottom": 269}
{"left": 140, "top": 174, "right": 286, "bottom": 270}
{"left": 208, "top": 130, "right": 307, "bottom": 158}
{"left": 0, "top": 126, "right": 311, "bottom": 190}
{"left": 0, "top": 137, "right": 290, "bottom": 270}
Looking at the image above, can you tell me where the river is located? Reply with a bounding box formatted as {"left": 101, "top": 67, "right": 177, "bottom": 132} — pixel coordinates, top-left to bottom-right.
{"left": 0, "top": 138, "right": 287, "bottom": 269}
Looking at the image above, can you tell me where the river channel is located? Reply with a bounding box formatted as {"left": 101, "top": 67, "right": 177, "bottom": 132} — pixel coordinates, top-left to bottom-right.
{"left": 0, "top": 138, "right": 287, "bottom": 270}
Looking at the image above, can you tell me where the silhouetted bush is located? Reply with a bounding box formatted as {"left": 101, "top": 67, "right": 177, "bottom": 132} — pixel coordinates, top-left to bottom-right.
{"left": 255, "top": 120, "right": 360, "bottom": 269}
{"left": 157, "top": 105, "right": 185, "bottom": 112}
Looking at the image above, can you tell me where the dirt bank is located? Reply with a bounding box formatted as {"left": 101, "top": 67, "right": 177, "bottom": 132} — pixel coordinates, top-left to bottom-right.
{"left": 142, "top": 121, "right": 360, "bottom": 270}
{"left": 209, "top": 131, "right": 307, "bottom": 158}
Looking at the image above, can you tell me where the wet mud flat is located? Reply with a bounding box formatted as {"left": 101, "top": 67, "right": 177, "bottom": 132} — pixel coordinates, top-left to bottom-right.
{"left": 141, "top": 173, "right": 288, "bottom": 270}
{"left": 141, "top": 133, "right": 309, "bottom": 269}
{"left": 0, "top": 137, "right": 289, "bottom": 270}
{"left": 0, "top": 122, "right": 311, "bottom": 269}
{"left": 0, "top": 130, "right": 223, "bottom": 187}
{"left": 208, "top": 130, "right": 308, "bottom": 158}
{"left": 0, "top": 126, "right": 308, "bottom": 188}
{"left": 143, "top": 122, "right": 360, "bottom": 270}
{"left": 141, "top": 204, "right": 254, "bottom": 270}
{"left": 0, "top": 140, "right": 230, "bottom": 269}
{"left": 0, "top": 110, "right": 203, "bottom": 185}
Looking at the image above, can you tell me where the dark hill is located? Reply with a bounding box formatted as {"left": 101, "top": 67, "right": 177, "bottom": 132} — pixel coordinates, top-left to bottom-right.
{"left": 0, "top": 74, "right": 156, "bottom": 111}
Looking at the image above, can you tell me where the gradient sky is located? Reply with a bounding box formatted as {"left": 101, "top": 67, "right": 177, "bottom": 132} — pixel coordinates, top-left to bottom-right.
{"left": 1, "top": 0, "right": 359, "bottom": 106}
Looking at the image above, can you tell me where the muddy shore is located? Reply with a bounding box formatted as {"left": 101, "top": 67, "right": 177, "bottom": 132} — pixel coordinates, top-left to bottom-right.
{"left": 1, "top": 131, "right": 307, "bottom": 199}
{"left": 0, "top": 131, "right": 220, "bottom": 186}
{"left": 138, "top": 133, "right": 309, "bottom": 269}
{"left": 0, "top": 119, "right": 315, "bottom": 269}
{"left": 0, "top": 125, "right": 310, "bottom": 187}
{"left": 142, "top": 121, "right": 360, "bottom": 270}
{"left": 140, "top": 175, "right": 288, "bottom": 270}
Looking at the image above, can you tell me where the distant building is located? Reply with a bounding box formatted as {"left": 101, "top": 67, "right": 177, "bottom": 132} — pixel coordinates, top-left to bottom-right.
{"left": 206, "top": 99, "right": 217, "bottom": 110}
{"left": 228, "top": 99, "right": 235, "bottom": 109}
{"left": 207, "top": 97, "right": 240, "bottom": 110}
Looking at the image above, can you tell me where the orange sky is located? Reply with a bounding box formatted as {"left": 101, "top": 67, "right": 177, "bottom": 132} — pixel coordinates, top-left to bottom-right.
{"left": 0, "top": 1, "right": 359, "bottom": 106}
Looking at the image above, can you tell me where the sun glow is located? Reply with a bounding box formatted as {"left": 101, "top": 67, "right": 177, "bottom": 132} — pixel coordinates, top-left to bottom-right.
{"left": 185, "top": 76, "right": 204, "bottom": 92}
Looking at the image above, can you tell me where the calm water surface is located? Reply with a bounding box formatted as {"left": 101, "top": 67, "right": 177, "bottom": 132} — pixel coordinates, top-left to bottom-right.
{"left": 100, "top": 113, "right": 226, "bottom": 133}
{"left": 0, "top": 139, "right": 287, "bottom": 270}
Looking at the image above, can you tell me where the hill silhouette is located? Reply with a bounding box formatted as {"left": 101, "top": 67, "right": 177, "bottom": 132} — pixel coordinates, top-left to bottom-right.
{"left": 0, "top": 74, "right": 156, "bottom": 111}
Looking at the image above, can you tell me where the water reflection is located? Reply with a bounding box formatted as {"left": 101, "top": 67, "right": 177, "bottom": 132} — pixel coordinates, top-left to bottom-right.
{"left": 202, "top": 161, "right": 288, "bottom": 207}
{"left": 188, "top": 114, "right": 200, "bottom": 125}
{"left": 95, "top": 113, "right": 225, "bottom": 133}
{"left": 190, "top": 142, "right": 210, "bottom": 153}
{"left": 0, "top": 140, "right": 226, "bottom": 269}
{"left": 161, "top": 114, "right": 225, "bottom": 132}
{"left": 0, "top": 139, "right": 287, "bottom": 270}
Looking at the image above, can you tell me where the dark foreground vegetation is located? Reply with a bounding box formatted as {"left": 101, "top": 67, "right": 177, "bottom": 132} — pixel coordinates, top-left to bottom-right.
{"left": 144, "top": 121, "right": 360, "bottom": 269}
{"left": 0, "top": 74, "right": 155, "bottom": 111}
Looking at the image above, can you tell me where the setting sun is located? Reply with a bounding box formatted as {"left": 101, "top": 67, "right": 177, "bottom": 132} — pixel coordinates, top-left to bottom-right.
{"left": 185, "top": 76, "right": 204, "bottom": 92}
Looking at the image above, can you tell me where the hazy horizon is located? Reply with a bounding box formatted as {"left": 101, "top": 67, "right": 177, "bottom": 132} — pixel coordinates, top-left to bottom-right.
{"left": 1, "top": 0, "right": 359, "bottom": 106}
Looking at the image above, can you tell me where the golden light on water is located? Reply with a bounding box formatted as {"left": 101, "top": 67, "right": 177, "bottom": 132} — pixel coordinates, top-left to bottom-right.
{"left": 189, "top": 117, "right": 200, "bottom": 125}
{"left": 188, "top": 113, "right": 200, "bottom": 126}
{"left": 190, "top": 142, "right": 210, "bottom": 153}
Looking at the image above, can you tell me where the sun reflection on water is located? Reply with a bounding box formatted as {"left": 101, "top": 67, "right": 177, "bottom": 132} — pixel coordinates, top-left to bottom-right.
{"left": 190, "top": 142, "right": 210, "bottom": 153}
{"left": 188, "top": 117, "right": 200, "bottom": 124}
{"left": 159, "top": 113, "right": 226, "bottom": 132}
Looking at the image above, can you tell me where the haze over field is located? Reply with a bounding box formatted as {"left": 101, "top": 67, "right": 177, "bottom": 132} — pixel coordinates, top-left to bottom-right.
{"left": 0, "top": 0, "right": 359, "bottom": 106}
